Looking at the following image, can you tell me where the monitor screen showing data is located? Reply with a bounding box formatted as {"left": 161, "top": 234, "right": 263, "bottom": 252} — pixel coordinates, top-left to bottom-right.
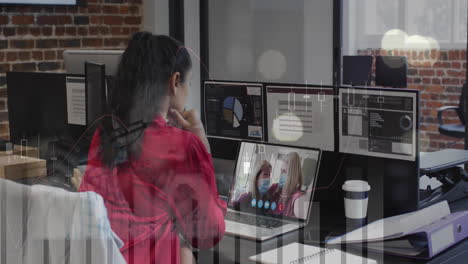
{"left": 204, "top": 81, "right": 264, "bottom": 141}
{"left": 0, "top": 0, "right": 76, "bottom": 4}
{"left": 266, "top": 85, "right": 335, "bottom": 151}
{"left": 339, "top": 87, "right": 418, "bottom": 161}
{"left": 229, "top": 142, "right": 320, "bottom": 220}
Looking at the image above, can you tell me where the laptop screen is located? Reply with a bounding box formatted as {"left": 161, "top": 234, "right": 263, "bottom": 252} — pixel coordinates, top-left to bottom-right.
{"left": 228, "top": 142, "right": 320, "bottom": 220}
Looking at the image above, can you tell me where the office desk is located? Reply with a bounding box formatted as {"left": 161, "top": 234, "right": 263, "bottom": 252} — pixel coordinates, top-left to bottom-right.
{"left": 198, "top": 198, "right": 468, "bottom": 263}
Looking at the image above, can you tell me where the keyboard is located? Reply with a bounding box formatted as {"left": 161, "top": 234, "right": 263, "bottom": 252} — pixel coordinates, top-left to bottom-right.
{"left": 225, "top": 211, "right": 285, "bottom": 228}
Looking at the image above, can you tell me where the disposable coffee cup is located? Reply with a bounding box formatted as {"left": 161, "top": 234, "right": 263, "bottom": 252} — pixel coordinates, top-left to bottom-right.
{"left": 342, "top": 180, "right": 371, "bottom": 229}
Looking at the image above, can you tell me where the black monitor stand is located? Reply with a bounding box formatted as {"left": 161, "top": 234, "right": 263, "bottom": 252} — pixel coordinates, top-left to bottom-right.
{"left": 419, "top": 149, "right": 468, "bottom": 208}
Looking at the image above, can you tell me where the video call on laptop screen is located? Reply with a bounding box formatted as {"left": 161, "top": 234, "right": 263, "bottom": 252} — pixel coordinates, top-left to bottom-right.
{"left": 229, "top": 142, "right": 320, "bottom": 220}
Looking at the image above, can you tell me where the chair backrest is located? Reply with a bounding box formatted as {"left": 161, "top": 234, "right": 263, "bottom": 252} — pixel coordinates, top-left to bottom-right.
{"left": 459, "top": 83, "right": 467, "bottom": 125}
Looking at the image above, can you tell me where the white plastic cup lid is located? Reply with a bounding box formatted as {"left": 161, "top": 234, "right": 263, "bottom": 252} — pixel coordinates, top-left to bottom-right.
{"left": 342, "top": 180, "right": 371, "bottom": 192}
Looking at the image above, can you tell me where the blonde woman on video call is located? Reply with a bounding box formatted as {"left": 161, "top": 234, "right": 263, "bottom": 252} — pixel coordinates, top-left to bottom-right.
{"left": 269, "top": 152, "right": 304, "bottom": 217}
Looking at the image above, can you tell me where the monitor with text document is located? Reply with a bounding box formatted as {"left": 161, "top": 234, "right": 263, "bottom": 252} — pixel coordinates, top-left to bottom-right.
{"left": 266, "top": 85, "right": 335, "bottom": 152}
{"left": 339, "top": 87, "right": 418, "bottom": 161}
{"left": 228, "top": 142, "right": 321, "bottom": 220}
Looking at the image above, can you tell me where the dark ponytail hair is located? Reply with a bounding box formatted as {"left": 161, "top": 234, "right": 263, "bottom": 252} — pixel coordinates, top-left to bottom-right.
{"left": 100, "top": 32, "right": 192, "bottom": 168}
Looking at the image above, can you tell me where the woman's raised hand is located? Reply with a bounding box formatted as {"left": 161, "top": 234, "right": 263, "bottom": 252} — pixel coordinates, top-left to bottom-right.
{"left": 169, "top": 109, "right": 211, "bottom": 153}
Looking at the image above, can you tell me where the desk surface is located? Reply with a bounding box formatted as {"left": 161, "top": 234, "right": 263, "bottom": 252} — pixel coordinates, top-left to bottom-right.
{"left": 198, "top": 198, "right": 468, "bottom": 264}
{"left": 420, "top": 149, "right": 468, "bottom": 174}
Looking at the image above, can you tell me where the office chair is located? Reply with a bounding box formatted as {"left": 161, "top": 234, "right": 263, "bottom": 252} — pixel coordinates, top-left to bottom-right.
{"left": 437, "top": 83, "right": 466, "bottom": 139}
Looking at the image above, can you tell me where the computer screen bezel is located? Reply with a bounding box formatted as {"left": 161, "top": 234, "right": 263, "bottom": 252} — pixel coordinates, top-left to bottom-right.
{"left": 228, "top": 140, "right": 322, "bottom": 224}
{"left": 338, "top": 86, "right": 420, "bottom": 161}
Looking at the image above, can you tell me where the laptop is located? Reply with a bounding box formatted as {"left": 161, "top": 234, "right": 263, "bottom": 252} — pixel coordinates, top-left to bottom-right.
{"left": 225, "top": 141, "right": 321, "bottom": 241}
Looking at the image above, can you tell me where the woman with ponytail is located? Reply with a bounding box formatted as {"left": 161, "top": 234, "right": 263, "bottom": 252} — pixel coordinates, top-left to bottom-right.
{"left": 79, "top": 32, "right": 226, "bottom": 264}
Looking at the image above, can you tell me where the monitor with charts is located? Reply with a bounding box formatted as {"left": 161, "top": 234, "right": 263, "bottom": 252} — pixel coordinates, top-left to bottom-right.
{"left": 339, "top": 87, "right": 418, "bottom": 161}
{"left": 204, "top": 81, "right": 265, "bottom": 141}
{"left": 266, "top": 85, "right": 335, "bottom": 152}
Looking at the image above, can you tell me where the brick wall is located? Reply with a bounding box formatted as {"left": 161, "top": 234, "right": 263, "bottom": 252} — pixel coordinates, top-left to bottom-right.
{"left": 357, "top": 49, "right": 467, "bottom": 152}
{"left": 0, "top": 0, "right": 143, "bottom": 139}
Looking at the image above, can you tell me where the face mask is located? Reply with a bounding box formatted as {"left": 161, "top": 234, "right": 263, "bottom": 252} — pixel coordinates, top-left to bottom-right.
{"left": 258, "top": 178, "right": 270, "bottom": 194}
{"left": 278, "top": 172, "right": 288, "bottom": 188}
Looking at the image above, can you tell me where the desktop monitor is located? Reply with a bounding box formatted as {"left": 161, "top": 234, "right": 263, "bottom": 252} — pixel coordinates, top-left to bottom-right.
{"left": 323, "top": 86, "right": 421, "bottom": 220}
{"left": 342, "top": 55, "right": 373, "bottom": 86}
{"left": 375, "top": 56, "right": 407, "bottom": 88}
{"left": 7, "top": 69, "right": 108, "bottom": 158}
{"left": 85, "top": 61, "right": 107, "bottom": 128}
{"left": 7, "top": 72, "right": 70, "bottom": 146}
{"left": 203, "top": 81, "right": 265, "bottom": 141}
{"left": 63, "top": 49, "right": 123, "bottom": 75}
{"left": 339, "top": 87, "right": 418, "bottom": 161}
{"left": 229, "top": 141, "right": 321, "bottom": 220}
{"left": 6, "top": 72, "right": 89, "bottom": 161}
{"left": 266, "top": 84, "right": 335, "bottom": 152}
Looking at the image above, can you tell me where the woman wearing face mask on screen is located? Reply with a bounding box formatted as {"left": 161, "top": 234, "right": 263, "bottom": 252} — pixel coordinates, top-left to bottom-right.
{"left": 269, "top": 152, "right": 304, "bottom": 217}
{"left": 233, "top": 160, "right": 274, "bottom": 211}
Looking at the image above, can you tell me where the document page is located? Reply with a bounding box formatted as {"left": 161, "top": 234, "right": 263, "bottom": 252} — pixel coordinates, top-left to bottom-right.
{"left": 66, "top": 77, "right": 86, "bottom": 126}
{"left": 250, "top": 242, "right": 377, "bottom": 264}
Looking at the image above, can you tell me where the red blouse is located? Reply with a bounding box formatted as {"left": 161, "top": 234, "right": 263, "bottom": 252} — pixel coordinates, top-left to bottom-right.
{"left": 79, "top": 116, "right": 227, "bottom": 264}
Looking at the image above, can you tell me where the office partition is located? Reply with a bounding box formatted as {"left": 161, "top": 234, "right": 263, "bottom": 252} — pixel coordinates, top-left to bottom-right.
{"left": 205, "top": 0, "right": 334, "bottom": 85}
